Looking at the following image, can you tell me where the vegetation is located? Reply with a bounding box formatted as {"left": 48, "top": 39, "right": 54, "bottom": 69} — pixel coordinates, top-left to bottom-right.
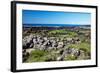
{"left": 68, "top": 42, "right": 91, "bottom": 54}
{"left": 64, "top": 55, "right": 77, "bottom": 60}
{"left": 48, "top": 29, "right": 78, "bottom": 38}
{"left": 23, "top": 26, "right": 91, "bottom": 62}
{"left": 25, "top": 50, "right": 49, "bottom": 62}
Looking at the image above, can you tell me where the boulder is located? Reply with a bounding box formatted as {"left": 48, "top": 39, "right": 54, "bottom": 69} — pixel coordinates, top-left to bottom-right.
{"left": 57, "top": 55, "right": 64, "bottom": 61}
{"left": 23, "top": 34, "right": 34, "bottom": 49}
{"left": 57, "top": 42, "right": 64, "bottom": 48}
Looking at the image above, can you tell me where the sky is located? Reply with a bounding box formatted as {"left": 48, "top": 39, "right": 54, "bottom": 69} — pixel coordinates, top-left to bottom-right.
{"left": 22, "top": 10, "right": 91, "bottom": 25}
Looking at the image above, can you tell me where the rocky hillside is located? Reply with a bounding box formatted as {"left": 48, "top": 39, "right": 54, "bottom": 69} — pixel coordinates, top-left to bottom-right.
{"left": 22, "top": 27, "right": 91, "bottom": 63}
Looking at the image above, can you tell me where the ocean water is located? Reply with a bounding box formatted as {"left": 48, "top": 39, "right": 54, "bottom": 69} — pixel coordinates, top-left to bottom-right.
{"left": 23, "top": 24, "right": 90, "bottom": 27}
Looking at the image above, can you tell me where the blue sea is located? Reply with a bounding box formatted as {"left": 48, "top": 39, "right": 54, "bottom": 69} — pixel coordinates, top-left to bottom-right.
{"left": 23, "top": 24, "right": 90, "bottom": 27}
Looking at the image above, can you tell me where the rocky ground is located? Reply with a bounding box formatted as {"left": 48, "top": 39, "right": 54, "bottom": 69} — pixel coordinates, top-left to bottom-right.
{"left": 22, "top": 32, "right": 90, "bottom": 62}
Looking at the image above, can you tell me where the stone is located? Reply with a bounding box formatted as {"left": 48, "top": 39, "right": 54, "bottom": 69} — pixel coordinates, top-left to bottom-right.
{"left": 57, "top": 42, "right": 64, "bottom": 48}
{"left": 57, "top": 55, "right": 64, "bottom": 61}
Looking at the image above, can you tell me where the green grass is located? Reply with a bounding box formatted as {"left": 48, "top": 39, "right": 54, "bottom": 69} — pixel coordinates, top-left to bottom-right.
{"left": 64, "top": 55, "right": 77, "bottom": 61}
{"left": 68, "top": 42, "right": 91, "bottom": 54}
{"left": 48, "top": 29, "right": 67, "bottom": 34}
{"left": 48, "top": 29, "right": 78, "bottom": 38}
{"left": 25, "top": 49, "right": 60, "bottom": 62}
{"left": 25, "top": 50, "right": 49, "bottom": 62}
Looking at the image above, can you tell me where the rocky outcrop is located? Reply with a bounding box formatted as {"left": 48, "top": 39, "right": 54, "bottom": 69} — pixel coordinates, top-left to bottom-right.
{"left": 23, "top": 34, "right": 81, "bottom": 50}
{"left": 22, "top": 34, "right": 89, "bottom": 61}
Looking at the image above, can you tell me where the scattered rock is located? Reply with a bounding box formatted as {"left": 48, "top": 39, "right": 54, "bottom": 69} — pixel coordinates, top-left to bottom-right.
{"left": 57, "top": 55, "right": 64, "bottom": 61}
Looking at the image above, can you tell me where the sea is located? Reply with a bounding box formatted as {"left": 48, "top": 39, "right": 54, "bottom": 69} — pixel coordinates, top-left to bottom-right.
{"left": 23, "top": 24, "right": 90, "bottom": 27}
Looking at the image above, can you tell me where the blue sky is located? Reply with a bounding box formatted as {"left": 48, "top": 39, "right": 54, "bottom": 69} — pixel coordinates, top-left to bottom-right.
{"left": 22, "top": 10, "right": 91, "bottom": 25}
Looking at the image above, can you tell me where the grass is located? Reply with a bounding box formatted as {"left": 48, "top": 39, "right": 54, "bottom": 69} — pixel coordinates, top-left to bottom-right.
{"left": 25, "top": 50, "right": 49, "bottom": 62}
{"left": 64, "top": 54, "right": 77, "bottom": 61}
{"left": 68, "top": 42, "right": 91, "bottom": 54}
{"left": 48, "top": 29, "right": 78, "bottom": 38}
{"left": 48, "top": 29, "right": 67, "bottom": 34}
{"left": 25, "top": 49, "right": 59, "bottom": 62}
